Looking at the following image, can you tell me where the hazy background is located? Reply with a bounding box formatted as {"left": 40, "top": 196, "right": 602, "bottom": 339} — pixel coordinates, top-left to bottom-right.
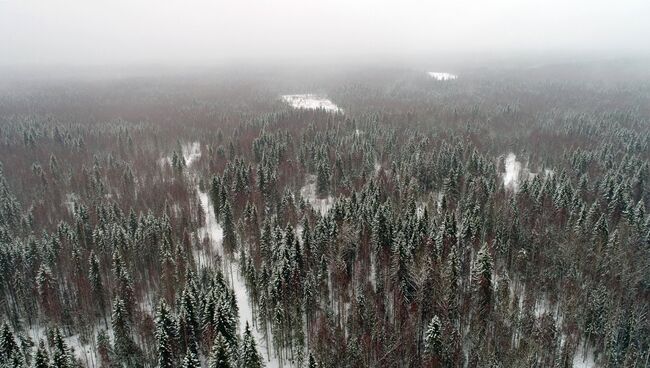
{"left": 1, "top": 0, "right": 649, "bottom": 69}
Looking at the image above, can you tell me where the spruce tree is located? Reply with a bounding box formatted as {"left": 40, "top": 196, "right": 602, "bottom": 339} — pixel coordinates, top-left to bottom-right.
{"left": 208, "top": 332, "right": 233, "bottom": 368}
{"left": 111, "top": 298, "right": 141, "bottom": 366}
{"left": 0, "top": 322, "right": 25, "bottom": 367}
{"left": 239, "top": 322, "right": 264, "bottom": 368}
{"left": 181, "top": 350, "right": 201, "bottom": 368}
{"left": 51, "top": 328, "right": 74, "bottom": 368}
{"left": 155, "top": 300, "right": 179, "bottom": 368}
{"left": 32, "top": 340, "right": 50, "bottom": 368}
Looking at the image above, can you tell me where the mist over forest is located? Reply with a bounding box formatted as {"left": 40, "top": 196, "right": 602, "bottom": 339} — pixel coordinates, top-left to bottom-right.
{"left": 0, "top": 1, "right": 649, "bottom": 368}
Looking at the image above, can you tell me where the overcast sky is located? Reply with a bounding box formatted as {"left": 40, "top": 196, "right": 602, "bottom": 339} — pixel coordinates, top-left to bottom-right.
{"left": 1, "top": 0, "right": 649, "bottom": 67}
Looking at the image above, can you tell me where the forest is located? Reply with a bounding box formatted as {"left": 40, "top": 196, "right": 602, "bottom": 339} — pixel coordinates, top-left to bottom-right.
{"left": 0, "top": 62, "right": 648, "bottom": 368}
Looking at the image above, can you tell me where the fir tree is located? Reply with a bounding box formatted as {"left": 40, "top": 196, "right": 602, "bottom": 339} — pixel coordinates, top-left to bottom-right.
{"left": 181, "top": 350, "right": 201, "bottom": 368}
{"left": 424, "top": 315, "right": 443, "bottom": 358}
{"left": 51, "top": 328, "right": 74, "bottom": 368}
{"left": 239, "top": 322, "right": 264, "bottom": 368}
{"left": 32, "top": 340, "right": 50, "bottom": 368}
{"left": 155, "top": 300, "right": 179, "bottom": 368}
{"left": 208, "top": 332, "right": 233, "bottom": 368}
{"left": 111, "top": 298, "right": 141, "bottom": 366}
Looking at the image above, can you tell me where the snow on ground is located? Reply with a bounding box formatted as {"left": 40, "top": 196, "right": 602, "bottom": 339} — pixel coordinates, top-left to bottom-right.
{"left": 182, "top": 142, "right": 202, "bottom": 167}
{"left": 281, "top": 94, "right": 341, "bottom": 113}
{"left": 573, "top": 343, "right": 596, "bottom": 368}
{"left": 502, "top": 153, "right": 555, "bottom": 192}
{"left": 503, "top": 153, "right": 522, "bottom": 192}
{"left": 63, "top": 193, "right": 79, "bottom": 214}
{"left": 416, "top": 202, "right": 426, "bottom": 219}
{"left": 374, "top": 161, "right": 381, "bottom": 174}
{"left": 25, "top": 324, "right": 111, "bottom": 368}
{"left": 427, "top": 72, "right": 458, "bottom": 81}
{"left": 195, "top": 190, "right": 224, "bottom": 268}
{"left": 300, "top": 175, "right": 334, "bottom": 216}
{"left": 158, "top": 141, "right": 202, "bottom": 168}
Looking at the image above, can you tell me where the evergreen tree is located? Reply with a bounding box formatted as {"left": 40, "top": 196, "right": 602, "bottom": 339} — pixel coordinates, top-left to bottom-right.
{"left": 0, "top": 322, "right": 25, "bottom": 367}
{"left": 316, "top": 160, "right": 330, "bottom": 198}
{"left": 181, "top": 350, "right": 201, "bottom": 368}
{"left": 424, "top": 315, "right": 443, "bottom": 358}
{"left": 239, "top": 322, "right": 264, "bottom": 368}
{"left": 111, "top": 298, "right": 141, "bottom": 366}
{"left": 208, "top": 332, "right": 233, "bottom": 368}
{"left": 32, "top": 340, "right": 50, "bottom": 368}
{"left": 473, "top": 243, "right": 493, "bottom": 327}
{"left": 89, "top": 252, "right": 106, "bottom": 322}
{"left": 155, "top": 300, "right": 179, "bottom": 368}
{"left": 51, "top": 328, "right": 74, "bottom": 368}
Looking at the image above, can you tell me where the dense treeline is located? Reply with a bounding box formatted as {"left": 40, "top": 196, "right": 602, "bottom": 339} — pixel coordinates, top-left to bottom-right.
{"left": 0, "top": 65, "right": 648, "bottom": 367}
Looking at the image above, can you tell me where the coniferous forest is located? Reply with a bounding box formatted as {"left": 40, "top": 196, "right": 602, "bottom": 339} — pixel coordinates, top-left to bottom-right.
{"left": 0, "top": 63, "right": 649, "bottom": 368}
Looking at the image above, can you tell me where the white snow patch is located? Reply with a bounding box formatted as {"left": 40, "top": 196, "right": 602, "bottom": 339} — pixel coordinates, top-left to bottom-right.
{"left": 300, "top": 175, "right": 334, "bottom": 215}
{"left": 427, "top": 72, "right": 458, "bottom": 81}
{"left": 195, "top": 189, "right": 224, "bottom": 268}
{"left": 63, "top": 193, "right": 79, "bottom": 214}
{"left": 282, "top": 94, "right": 341, "bottom": 113}
{"left": 572, "top": 343, "right": 596, "bottom": 368}
{"left": 182, "top": 142, "right": 202, "bottom": 167}
{"left": 374, "top": 161, "right": 381, "bottom": 175}
{"left": 416, "top": 202, "right": 426, "bottom": 219}
{"left": 501, "top": 153, "right": 554, "bottom": 192}
{"left": 503, "top": 153, "right": 522, "bottom": 192}
{"left": 158, "top": 141, "right": 202, "bottom": 169}
{"left": 25, "top": 324, "right": 110, "bottom": 368}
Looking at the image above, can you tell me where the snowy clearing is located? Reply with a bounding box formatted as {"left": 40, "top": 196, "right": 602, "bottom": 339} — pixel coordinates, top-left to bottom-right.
{"left": 182, "top": 141, "right": 202, "bottom": 167}
{"left": 503, "top": 153, "right": 522, "bottom": 191}
{"left": 502, "top": 153, "right": 555, "bottom": 192}
{"left": 158, "top": 141, "right": 202, "bottom": 168}
{"left": 300, "top": 175, "right": 334, "bottom": 215}
{"left": 427, "top": 72, "right": 458, "bottom": 81}
{"left": 281, "top": 94, "right": 341, "bottom": 113}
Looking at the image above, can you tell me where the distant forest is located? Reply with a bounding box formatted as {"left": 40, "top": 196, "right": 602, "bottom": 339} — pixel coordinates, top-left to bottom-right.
{"left": 0, "top": 64, "right": 648, "bottom": 367}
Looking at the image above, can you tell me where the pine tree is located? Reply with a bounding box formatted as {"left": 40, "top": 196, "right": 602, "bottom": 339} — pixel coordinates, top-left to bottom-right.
{"left": 51, "top": 328, "right": 74, "bottom": 368}
{"left": 307, "top": 353, "right": 318, "bottom": 368}
{"left": 0, "top": 322, "right": 25, "bottom": 367}
{"left": 179, "top": 282, "right": 200, "bottom": 355}
{"left": 36, "top": 265, "right": 59, "bottom": 322}
{"left": 472, "top": 243, "right": 493, "bottom": 328}
{"left": 111, "top": 298, "right": 141, "bottom": 366}
{"left": 210, "top": 175, "right": 223, "bottom": 219}
{"left": 32, "top": 340, "right": 50, "bottom": 368}
{"left": 96, "top": 330, "right": 112, "bottom": 368}
{"left": 424, "top": 315, "right": 443, "bottom": 357}
{"left": 214, "top": 296, "right": 238, "bottom": 350}
{"left": 316, "top": 160, "right": 330, "bottom": 198}
{"left": 155, "top": 300, "right": 179, "bottom": 368}
{"left": 89, "top": 252, "right": 106, "bottom": 322}
{"left": 208, "top": 332, "right": 233, "bottom": 368}
{"left": 239, "top": 322, "right": 264, "bottom": 368}
{"left": 181, "top": 350, "right": 201, "bottom": 368}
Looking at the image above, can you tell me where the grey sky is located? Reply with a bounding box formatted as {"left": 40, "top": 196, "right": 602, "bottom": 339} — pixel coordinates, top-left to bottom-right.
{"left": 1, "top": 0, "right": 649, "bottom": 66}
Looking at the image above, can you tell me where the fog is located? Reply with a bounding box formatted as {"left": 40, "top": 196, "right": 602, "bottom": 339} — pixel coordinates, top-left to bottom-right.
{"left": 1, "top": 0, "right": 650, "bottom": 67}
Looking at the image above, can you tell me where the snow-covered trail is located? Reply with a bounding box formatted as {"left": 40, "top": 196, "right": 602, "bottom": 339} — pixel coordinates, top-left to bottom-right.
{"left": 185, "top": 143, "right": 283, "bottom": 367}
{"left": 195, "top": 185, "right": 283, "bottom": 368}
